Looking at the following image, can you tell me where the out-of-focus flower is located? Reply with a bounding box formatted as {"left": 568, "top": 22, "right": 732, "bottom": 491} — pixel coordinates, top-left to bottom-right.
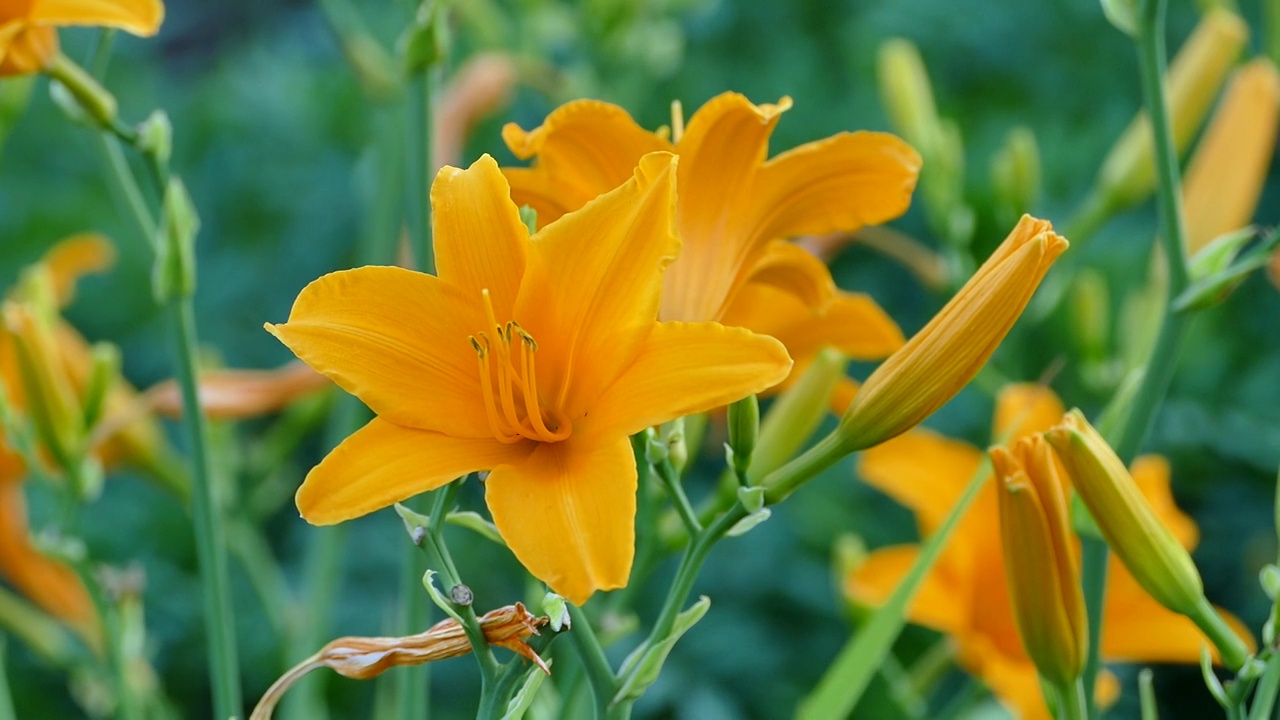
{"left": 144, "top": 361, "right": 329, "bottom": 420}
{"left": 0, "top": 235, "right": 169, "bottom": 643}
{"left": 432, "top": 53, "right": 518, "bottom": 171}
{"left": 501, "top": 92, "right": 918, "bottom": 393}
{"left": 834, "top": 216, "right": 1067, "bottom": 450}
{"left": 1093, "top": 8, "right": 1248, "bottom": 212}
{"left": 845, "top": 384, "right": 1251, "bottom": 719}
{"left": 250, "top": 603, "right": 548, "bottom": 720}
{"left": 268, "top": 154, "right": 790, "bottom": 604}
{"left": 992, "top": 435, "right": 1086, "bottom": 689}
{"left": 0, "top": 0, "right": 163, "bottom": 76}
{"left": 1182, "top": 58, "right": 1280, "bottom": 256}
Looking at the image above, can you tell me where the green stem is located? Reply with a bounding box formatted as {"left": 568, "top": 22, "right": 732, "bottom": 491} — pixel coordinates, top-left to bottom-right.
{"left": 1076, "top": 2, "right": 1197, "bottom": 716}
{"left": 1189, "top": 597, "right": 1249, "bottom": 671}
{"left": 404, "top": 66, "right": 435, "bottom": 272}
{"left": 566, "top": 604, "right": 618, "bottom": 716}
{"left": 170, "top": 299, "right": 244, "bottom": 719}
{"left": 397, "top": 518, "right": 430, "bottom": 720}
{"left": 762, "top": 433, "right": 850, "bottom": 506}
{"left": 652, "top": 457, "right": 701, "bottom": 535}
{"left": 1078, "top": 535, "right": 1108, "bottom": 717}
{"left": 1138, "top": 668, "right": 1158, "bottom": 720}
{"left": 1055, "top": 679, "right": 1088, "bottom": 720}
{"left": 0, "top": 638, "right": 13, "bottom": 720}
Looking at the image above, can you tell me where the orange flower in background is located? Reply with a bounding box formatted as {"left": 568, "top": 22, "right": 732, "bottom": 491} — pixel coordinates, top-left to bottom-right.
{"left": 502, "top": 92, "right": 918, "bottom": 395}
{"left": 268, "top": 154, "right": 791, "bottom": 605}
{"left": 0, "top": 0, "right": 163, "bottom": 76}
{"left": 844, "top": 384, "right": 1252, "bottom": 720}
{"left": 0, "top": 235, "right": 170, "bottom": 643}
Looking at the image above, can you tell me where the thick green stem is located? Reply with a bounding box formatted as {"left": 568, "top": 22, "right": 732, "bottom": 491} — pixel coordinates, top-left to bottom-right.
{"left": 1189, "top": 597, "right": 1249, "bottom": 671}
{"left": 171, "top": 300, "right": 244, "bottom": 719}
{"left": 566, "top": 604, "right": 618, "bottom": 716}
{"left": 1055, "top": 679, "right": 1089, "bottom": 720}
{"left": 762, "top": 433, "right": 851, "bottom": 506}
{"left": 1077, "top": 2, "right": 1197, "bottom": 716}
{"left": 404, "top": 66, "right": 435, "bottom": 272}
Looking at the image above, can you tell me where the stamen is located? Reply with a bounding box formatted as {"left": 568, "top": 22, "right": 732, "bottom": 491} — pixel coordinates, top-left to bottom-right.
{"left": 518, "top": 334, "right": 571, "bottom": 442}
{"left": 471, "top": 334, "right": 522, "bottom": 444}
{"left": 671, "top": 99, "right": 685, "bottom": 144}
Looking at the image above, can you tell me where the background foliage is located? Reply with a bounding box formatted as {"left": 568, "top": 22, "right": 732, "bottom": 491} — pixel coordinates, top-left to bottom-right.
{"left": 1, "top": 0, "right": 1278, "bottom": 717}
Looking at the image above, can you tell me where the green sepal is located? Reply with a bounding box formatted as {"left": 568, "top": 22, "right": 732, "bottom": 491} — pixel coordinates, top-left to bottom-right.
{"left": 541, "top": 593, "right": 569, "bottom": 632}
{"left": 394, "top": 502, "right": 432, "bottom": 546}
{"left": 1174, "top": 228, "right": 1280, "bottom": 313}
{"left": 726, "top": 507, "right": 771, "bottom": 537}
{"left": 152, "top": 178, "right": 199, "bottom": 302}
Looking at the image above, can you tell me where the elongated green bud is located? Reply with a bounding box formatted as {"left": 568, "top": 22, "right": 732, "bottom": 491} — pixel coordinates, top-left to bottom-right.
{"left": 726, "top": 394, "right": 759, "bottom": 481}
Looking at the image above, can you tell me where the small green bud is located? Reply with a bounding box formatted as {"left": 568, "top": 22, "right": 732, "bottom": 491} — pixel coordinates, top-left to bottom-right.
{"left": 81, "top": 342, "right": 120, "bottom": 431}
{"left": 754, "top": 347, "right": 843, "bottom": 482}
{"left": 615, "top": 596, "right": 710, "bottom": 702}
{"left": 737, "top": 485, "right": 765, "bottom": 514}
{"left": 659, "top": 418, "right": 688, "bottom": 473}
{"left": 643, "top": 427, "right": 669, "bottom": 466}
{"left": 400, "top": 0, "right": 449, "bottom": 75}
{"left": 152, "top": 178, "right": 199, "bottom": 302}
{"left": 519, "top": 206, "right": 539, "bottom": 235}
{"left": 990, "top": 126, "right": 1041, "bottom": 224}
{"left": 136, "top": 111, "right": 173, "bottom": 168}
{"left": 725, "top": 394, "right": 759, "bottom": 481}
{"left": 542, "top": 593, "right": 570, "bottom": 632}
{"left": 1101, "top": 0, "right": 1140, "bottom": 35}
{"left": 1069, "top": 269, "right": 1111, "bottom": 360}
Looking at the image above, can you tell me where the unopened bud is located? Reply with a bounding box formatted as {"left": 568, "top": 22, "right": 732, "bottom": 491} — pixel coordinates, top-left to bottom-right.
{"left": 152, "top": 178, "right": 199, "bottom": 302}
{"left": 400, "top": 0, "right": 448, "bottom": 74}
{"left": 755, "top": 347, "right": 843, "bottom": 484}
{"left": 1069, "top": 269, "right": 1111, "bottom": 360}
{"left": 726, "top": 394, "right": 759, "bottom": 481}
{"left": 136, "top": 110, "right": 172, "bottom": 168}
{"left": 876, "top": 39, "right": 939, "bottom": 153}
{"left": 1095, "top": 9, "right": 1248, "bottom": 211}
{"left": 81, "top": 342, "right": 120, "bottom": 431}
{"left": 46, "top": 54, "right": 117, "bottom": 127}
{"left": 990, "top": 126, "right": 1041, "bottom": 225}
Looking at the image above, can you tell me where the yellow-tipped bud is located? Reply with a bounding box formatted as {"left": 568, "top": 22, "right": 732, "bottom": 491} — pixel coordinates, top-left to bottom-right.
{"left": 2, "top": 302, "right": 83, "bottom": 470}
{"left": 1095, "top": 8, "right": 1248, "bottom": 211}
{"left": 1182, "top": 58, "right": 1280, "bottom": 256}
{"left": 836, "top": 216, "right": 1068, "bottom": 451}
{"left": 992, "top": 436, "right": 1087, "bottom": 687}
{"left": 1044, "top": 410, "right": 1204, "bottom": 616}
{"left": 877, "top": 38, "right": 939, "bottom": 154}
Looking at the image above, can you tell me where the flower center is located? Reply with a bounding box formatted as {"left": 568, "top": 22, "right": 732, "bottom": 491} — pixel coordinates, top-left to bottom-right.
{"left": 469, "top": 289, "right": 571, "bottom": 444}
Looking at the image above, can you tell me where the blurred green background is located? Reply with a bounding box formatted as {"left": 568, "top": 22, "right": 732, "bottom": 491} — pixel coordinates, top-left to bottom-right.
{"left": 2, "top": 0, "right": 1278, "bottom": 717}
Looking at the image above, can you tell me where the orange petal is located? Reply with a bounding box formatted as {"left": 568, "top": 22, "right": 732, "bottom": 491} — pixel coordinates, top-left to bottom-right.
{"left": 431, "top": 155, "right": 528, "bottom": 317}
{"left": 747, "top": 131, "right": 921, "bottom": 245}
{"left": 1103, "top": 562, "right": 1256, "bottom": 663}
{"left": 266, "top": 267, "right": 489, "bottom": 437}
{"left": 0, "top": 481, "right": 97, "bottom": 637}
{"left": 955, "top": 635, "right": 1050, "bottom": 720}
{"left": 739, "top": 240, "right": 835, "bottom": 312}
{"left": 502, "top": 99, "right": 671, "bottom": 226}
{"left": 663, "top": 93, "right": 791, "bottom": 322}
{"left": 856, "top": 429, "right": 982, "bottom": 529}
{"left": 844, "top": 544, "right": 969, "bottom": 636}
{"left": 297, "top": 418, "right": 533, "bottom": 525}
{"left": 992, "top": 383, "right": 1065, "bottom": 441}
{"left": 0, "top": 24, "right": 56, "bottom": 76}
{"left": 514, "top": 152, "right": 678, "bottom": 419}
{"left": 38, "top": 234, "right": 115, "bottom": 307}
{"left": 585, "top": 321, "right": 791, "bottom": 438}
{"left": 723, "top": 282, "right": 904, "bottom": 370}
{"left": 29, "top": 0, "right": 163, "bottom": 36}
{"left": 484, "top": 431, "right": 636, "bottom": 606}
{"left": 829, "top": 376, "right": 859, "bottom": 415}
{"left": 1129, "top": 454, "right": 1199, "bottom": 550}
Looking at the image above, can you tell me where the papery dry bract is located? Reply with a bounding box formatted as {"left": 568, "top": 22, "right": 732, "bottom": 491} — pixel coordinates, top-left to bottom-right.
{"left": 268, "top": 153, "right": 791, "bottom": 604}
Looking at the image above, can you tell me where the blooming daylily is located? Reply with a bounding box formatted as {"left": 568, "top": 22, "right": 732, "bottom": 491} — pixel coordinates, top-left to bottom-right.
{"left": 0, "top": 0, "right": 163, "bottom": 76}
{"left": 267, "top": 153, "right": 791, "bottom": 605}
{"left": 844, "top": 384, "right": 1251, "bottom": 719}
{"left": 501, "top": 92, "right": 918, "bottom": 396}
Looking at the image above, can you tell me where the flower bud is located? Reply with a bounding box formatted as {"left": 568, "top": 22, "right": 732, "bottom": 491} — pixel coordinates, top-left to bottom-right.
{"left": 992, "top": 436, "right": 1087, "bottom": 687}
{"left": 3, "top": 302, "right": 82, "bottom": 470}
{"left": 1182, "top": 59, "right": 1280, "bottom": 256}
{"left": 1094, "top": 8, "right": 1248, "bottom": 211}
{"left": 1044, "top": 409, "right": 1204, "bottom": 616}
{"left": 990, "top": 126, "right": 1041, "bottom": 227}
{"left": 835, "top": 216, "right": 1068, "bottom": 451}
{"left": 726, "top": 394, "right": 759, "bottom": 480}
{"left": 876, "top": 39, "right": 939, "bottom": 154}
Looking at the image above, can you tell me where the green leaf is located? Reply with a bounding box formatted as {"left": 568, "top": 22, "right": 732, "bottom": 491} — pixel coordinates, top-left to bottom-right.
{"left": 614, "top": 596, "right": 711, "bottom": 702}
{"left": 447, "top": 510, "right": 505, "bottom": 546}
{"left": 796, "top": 462, "right": 990, "bottom": 720}
{"left": 726, "top": 508, "right": 771, "bottom": 537}
{"left": 500, "top": 660, "right": 552, "bottom": 720}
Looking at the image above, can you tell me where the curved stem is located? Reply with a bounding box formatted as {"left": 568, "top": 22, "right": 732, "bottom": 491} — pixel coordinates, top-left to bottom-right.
{"left": 652, "top": 457, "right": 700, "bottom": 535}
{"left": 566, "top": 604, "right": 618, "bottom": 715}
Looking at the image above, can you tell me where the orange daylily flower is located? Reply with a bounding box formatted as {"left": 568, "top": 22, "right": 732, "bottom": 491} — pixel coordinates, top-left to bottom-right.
{"left": 501, "top": 92, "right": 918, "bottom": 393}
{"left": 0, "top": 235, "right": 169, "bottom": 643}
{"left": 268, "top": 154, "right": 791, "bottom": 605}
{"left": 144, "top": 361, "right": 329, "bottom": 420}
{"left": 0, "top": 0, "right": 163, "bottom": 76}
{"left": 844, "top": 384, "right": 1252, "bottom": 720}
